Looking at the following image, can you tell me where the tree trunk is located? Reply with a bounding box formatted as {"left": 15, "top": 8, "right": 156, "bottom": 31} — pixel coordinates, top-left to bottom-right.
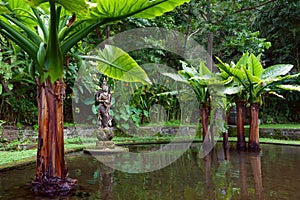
{"left": 200, "top": 103, "right": 210, "bottom": 142}
{"left": 236, "top": 101, "right": 246, "bottom": 150}
{"left": 32, "top": 78, "right": 77, "bottom": 196}
{"left": 248, "top": 103, "right": 261, "bottom": 151}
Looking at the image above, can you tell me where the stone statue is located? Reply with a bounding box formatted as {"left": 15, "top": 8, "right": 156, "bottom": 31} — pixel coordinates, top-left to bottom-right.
{"left": 96, "top": 78, "right": 113, "bottom": 130}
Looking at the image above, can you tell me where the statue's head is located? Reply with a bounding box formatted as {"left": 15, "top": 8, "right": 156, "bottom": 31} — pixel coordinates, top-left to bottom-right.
{"left": 102, "top": 78, "right": 108, "bottom": 92}
{"left": 103, "top": 85, "right": 108, "bottom": 92}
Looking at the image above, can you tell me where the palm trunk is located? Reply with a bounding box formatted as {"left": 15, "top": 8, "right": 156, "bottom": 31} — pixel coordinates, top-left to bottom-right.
{"left": 236, "top": 101, "right": 246, "bottom": 150}
{"left": 248, "top": 103, "right": 261, "bottom": 151}
{"left": 32, "top": 78, "right": 76, "bottom": 196}
{"left": 200, "top": 102, "right": 210, "bottom": 142}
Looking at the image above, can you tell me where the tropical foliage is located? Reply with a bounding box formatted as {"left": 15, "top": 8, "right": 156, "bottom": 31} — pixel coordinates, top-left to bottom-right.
{"left": 0, "top": 0, "right": 190, "bottom": 195}
{"left": 217, "top": 52, "right": 300, "bottom": 150}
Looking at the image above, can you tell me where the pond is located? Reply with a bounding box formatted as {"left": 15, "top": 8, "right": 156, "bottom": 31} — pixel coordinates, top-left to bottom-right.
{"left": 1, "top": 143, "right": 300, "bottom": 199}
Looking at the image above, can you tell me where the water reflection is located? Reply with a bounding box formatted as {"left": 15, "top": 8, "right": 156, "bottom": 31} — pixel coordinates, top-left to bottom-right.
{"left": 1, "top": 144, "right": 300, "bottom": 199}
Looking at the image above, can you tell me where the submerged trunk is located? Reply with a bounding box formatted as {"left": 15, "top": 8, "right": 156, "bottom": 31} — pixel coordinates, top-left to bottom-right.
{"left": 236, "top": 101, "right": 246, "bottom": 150}
{"left": 200, "top": 102, "right": 210, "bottom": 142}
{"left": 32, "top": 78, "right": 76, "bottom": 196}
{"left": 248, "top": 103, "right": 260, "bottom": 151}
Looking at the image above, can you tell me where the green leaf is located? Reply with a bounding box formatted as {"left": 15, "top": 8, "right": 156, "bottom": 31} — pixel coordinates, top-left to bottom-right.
{"left": 241, "top": 65, "right": 261, "bottom": 84}
{"left": 247, "top": 53, "right": 263, "bottom": 77}
{"left": 0, "top": 3, "right": 11, "bottom": 14}
{"left": 198, "top": 62, "right": 211, "bottom": 75}
{"left": 23, "top": 0, "right": 47, "bottom": 7}
{"left": 162, "top": 73, "right": 188, "bottom": 83}
{"left": 277, "top": 85, "right": 300, "bottom": 92}
{"left": 235, "top": 52, "right": 248, "bottom": 69}
{"left": 7, "top": 84, "right": 13, "bottom": 90}
{"left": 56, "top": 0, "right": 87, "bottom": 13}
{"left": 133, "top": 0, "right": 190, "bottom": 19}
{"left": 90, "top": 0, "right": 189, "bottom": 19}
{"left": 0, "top": 84, "right": 2, "bottom": 95}
{"left": 83, "top": 45, "right": 151, "bottom": 85}
{"left": 223, "top": 86, "right": 243, "bottom": 95}
{"left": 261, "top": 64, "right": 294, "bottom": 80}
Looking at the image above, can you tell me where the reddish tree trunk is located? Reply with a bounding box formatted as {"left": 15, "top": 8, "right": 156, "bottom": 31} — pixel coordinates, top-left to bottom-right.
{"left": 200, "top": 103, "right": 210, "bottom": 142}
{"left": 248, "top": 103, "right": 261, "bottom": 151}
{"left": 236, "top": 101, "right": 246, "bottom": 150}
{"left": 32, "top": 78, "right": 76, "bottom": 196}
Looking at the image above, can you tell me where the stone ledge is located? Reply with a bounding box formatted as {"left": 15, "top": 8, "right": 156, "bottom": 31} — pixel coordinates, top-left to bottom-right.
{"left": 228, "top": 125, "right": 300, "bottom": 140}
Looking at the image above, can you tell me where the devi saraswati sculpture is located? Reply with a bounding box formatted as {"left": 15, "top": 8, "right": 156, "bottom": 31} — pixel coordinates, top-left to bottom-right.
{"left": 85, "top": 78, "right": 129, "bottom": 153}
{"left": 95, "top": 78, "right": 114, "bottom": 141}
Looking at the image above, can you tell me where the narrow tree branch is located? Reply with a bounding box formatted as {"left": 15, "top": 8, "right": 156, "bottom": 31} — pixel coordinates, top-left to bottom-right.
{"left": 234, "top": 0, "right": 275, "bottom": 14}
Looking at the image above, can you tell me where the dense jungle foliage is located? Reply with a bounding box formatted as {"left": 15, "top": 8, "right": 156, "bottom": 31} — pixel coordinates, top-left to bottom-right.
{"left": 0, "top": 0, "right": 299, "bottom": 127}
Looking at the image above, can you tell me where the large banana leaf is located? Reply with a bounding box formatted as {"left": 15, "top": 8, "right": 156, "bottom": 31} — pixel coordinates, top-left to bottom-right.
{"left": 23, "top": 0, "right": 47, "bottom": 6}
{"left": 235, "top": 52, "right": 248, "bottom": 69}
{"left": 247, "top": 53, "right": 263, "bottom": 77}
{"left": 261, "top": 64, "right": 294, "bottom": 80}
{"left": 89, "top": 0, "right": 189, "bottom": 19}
{"left": 83, "top": 45, "right": 151, "bottom": 85}
{"left": 62, "top": 0, "right": 190, "bottom": 53}
{"left": 241, "top": 65, "right": 261, "bottom": 84}
{"left": 24, "top": 0, "right": 87, "bottom": 12}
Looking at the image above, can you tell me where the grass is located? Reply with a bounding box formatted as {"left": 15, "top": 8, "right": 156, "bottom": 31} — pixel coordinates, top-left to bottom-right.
{"left": 0, "top": 143, "right": 84, "bottom": 170}
{"left": 242, "top": 123, "right": 300, "bottom": 129}
{"left": 258, "top": 123, "right": 300, "bottom": 129}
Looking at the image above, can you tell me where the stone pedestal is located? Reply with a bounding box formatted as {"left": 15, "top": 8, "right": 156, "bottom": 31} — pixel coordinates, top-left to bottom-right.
{"left": 84, "top": 129, "right": 128, "bottom": 155}
{"left": 96, "top": 141, "right": 115, "bottom": 149}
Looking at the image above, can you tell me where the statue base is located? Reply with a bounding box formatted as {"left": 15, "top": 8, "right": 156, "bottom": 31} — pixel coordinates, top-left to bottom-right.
{"left": 95, "top": 128, "right": 114, "bottom": 141}
{"left": 84, "top": 128, "right": 128, "bottom": 155}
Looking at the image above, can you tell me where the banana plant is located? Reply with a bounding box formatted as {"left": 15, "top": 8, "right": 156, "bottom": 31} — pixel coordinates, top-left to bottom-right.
{"left": 0, "top": 0, "right": 190, "bottom": 196}
{"left": 217, "top": 52, "right": 300, "bottom": 151}
{"left": 165, "top": 61, "right": 230, "bottom": 143}
{"left": 217, "top": 57, "right": 250, "bottom": 151}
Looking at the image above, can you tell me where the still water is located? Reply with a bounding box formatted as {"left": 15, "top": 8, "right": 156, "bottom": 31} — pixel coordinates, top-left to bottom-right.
{"left": 1, "top": 143, "right": 300, "bottom": 200}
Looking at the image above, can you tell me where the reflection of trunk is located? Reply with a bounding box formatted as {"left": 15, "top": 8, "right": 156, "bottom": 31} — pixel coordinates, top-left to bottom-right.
{"left": 249, "top": 153, "right": 263, "bottom": 200}
{"left": 248, "top": 103, "right": 260, "bottom": 151}
{"left": 200, "top": 103, "right": 210, "bottom": 142}
{"left": 238, "top": 151, "right": 248, "bottom": 199}
{"left": 236, "top": 101, "right": 246, "bottom": 150}
{"left": 203, "top": 153, "right": 213, "bottom": 193}
{"left": 223, "top": 134, "right": 230, "bottom": 161}
{"left": 99, "top": 164, "right": 114, "bottom": 200}
{"left": 223, "top": 114, "right": 229, "bottom": 156}
{"left": 32, "top": 78, "right": 76, "bottom": 196}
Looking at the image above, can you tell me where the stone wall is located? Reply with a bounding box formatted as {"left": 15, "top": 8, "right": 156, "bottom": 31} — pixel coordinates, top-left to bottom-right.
{"left": 228, "top": 125, "right": 300, "bottom": 140}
